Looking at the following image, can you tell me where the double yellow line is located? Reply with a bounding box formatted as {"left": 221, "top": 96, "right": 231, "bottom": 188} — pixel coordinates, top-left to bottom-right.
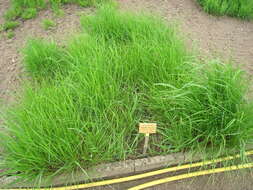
{"left": 129, "top": 162, "right": 253, "bottom": 190}
{"left": 2, "top": 150, "right": 253, "bottom": 190}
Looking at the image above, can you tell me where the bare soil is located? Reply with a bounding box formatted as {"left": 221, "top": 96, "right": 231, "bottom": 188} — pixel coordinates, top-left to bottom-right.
{"left": 120, "top": 0, "right": 253, "bottom": 71}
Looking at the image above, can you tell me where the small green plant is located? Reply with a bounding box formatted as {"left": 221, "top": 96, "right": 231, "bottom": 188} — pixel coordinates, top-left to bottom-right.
{"left": 1, "top": 21, "right": 19, "bottom": 31}
{"left": 53, "top": 9, "right": 65, "bottom": 17}
{"left": 4, "top": 6, "right": 22, "bottom": 21}
{"left": 21, "top": 8, "right": 38, "bottom": 20}
{"left": 197, "top": 0, "right": 253, "bottom": 20}
{"left": 42, "top": 19, "right": 56, "bottom": 30}
{"left": 4, "top": 0, "right": 107, "bottom": 21}
{"left": 6, "top": 31, "right": 15, "bottom": 39}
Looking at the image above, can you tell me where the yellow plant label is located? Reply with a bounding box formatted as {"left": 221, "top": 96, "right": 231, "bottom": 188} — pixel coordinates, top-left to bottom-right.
{"left": 139, "top": 123, "right": 157, "bottom": 134}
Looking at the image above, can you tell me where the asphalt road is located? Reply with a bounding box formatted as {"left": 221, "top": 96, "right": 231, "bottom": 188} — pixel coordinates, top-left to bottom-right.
{"left": 86, "top": 169, "right": 253, "bottom": 190}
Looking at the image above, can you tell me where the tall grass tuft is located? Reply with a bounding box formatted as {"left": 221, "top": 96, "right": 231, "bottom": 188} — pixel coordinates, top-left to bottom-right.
{"left": 23, "top": 39, "right": 65, "bottom": 80}
{"left": 149, "top": 61, "right": 253, "bottom": 153}
{"left": 1, "top": 5, "right": 252, "bottom": 183}
{"left": 197, "top": 0, "right": 253, "bottom": 20}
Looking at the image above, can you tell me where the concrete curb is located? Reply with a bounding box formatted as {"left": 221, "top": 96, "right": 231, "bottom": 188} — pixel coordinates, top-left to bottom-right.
{"left": 0, "top": 151, "right": 199, "bottom": 188}
{"left": 1, "top": 145, "right": 252, "bottom": 188}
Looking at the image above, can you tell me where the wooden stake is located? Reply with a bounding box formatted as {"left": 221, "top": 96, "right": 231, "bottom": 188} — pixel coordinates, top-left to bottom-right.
{"left": 143, "top": 133, "right": 150, "bottom": 155}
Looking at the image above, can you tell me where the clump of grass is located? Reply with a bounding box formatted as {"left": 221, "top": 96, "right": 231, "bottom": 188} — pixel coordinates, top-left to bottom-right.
{"left": 42, "top": 19, "right": 56, "bottom": 30}
{"left": 6, "top": 31, "right": 15, "bottom": 39}
{"left": 53, "top": 9, "right": 65, "bottom": 17}
{"left": 0, "top": 21, "right": 19, "bottom": 31}
{"left": 4, "top": 0, "right": 108, "bottom": 21}
{"left": 1, "top": 82, "right": 133, "bottom": 178}
{"left": 4, "top": 0, "right": 45, "bottom": 21}
{"left": 1, "top": 5, "right": 252, "bottom": 184}
{"left": 197, "top": 0, "right": 253, "bottom": 20}
{"left": 149, "top": 61, "right": 252, "bottom": 153}
{"left": 4, "top": 5, "right": 22, "bottom": 21}
{"left": 21, "top": 8, "right": 38, "bottom": 20}
{"left": 23, "top": 39, "right": 64, "bottom": 79}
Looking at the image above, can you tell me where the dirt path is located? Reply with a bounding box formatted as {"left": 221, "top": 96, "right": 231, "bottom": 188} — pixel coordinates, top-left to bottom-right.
{"left": 120, "top": 0, "right": 253, "bottom": 72}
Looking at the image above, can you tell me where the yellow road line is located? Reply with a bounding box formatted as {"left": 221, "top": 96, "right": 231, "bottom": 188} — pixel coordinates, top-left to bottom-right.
{"left": 128, "top": 162, "right": 253, "bottom": 190}
{"left": 3, "top": 150, "right": 253, "bottom": 190}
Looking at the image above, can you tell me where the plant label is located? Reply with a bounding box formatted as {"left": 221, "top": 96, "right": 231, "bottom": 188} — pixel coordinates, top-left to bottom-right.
{"left": 139, "top": 123, "right": 157, "bottom": 155}
{"left": 139, "top": 123, "right": 157, "bottom": 134}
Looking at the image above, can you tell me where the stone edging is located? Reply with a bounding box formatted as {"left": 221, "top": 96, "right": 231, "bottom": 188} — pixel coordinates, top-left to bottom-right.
{"left": 0, "top": 151, "right": 200, "bottom": 188}
{"left": 1, "top": 145, "right": 252, "bottom": 188}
